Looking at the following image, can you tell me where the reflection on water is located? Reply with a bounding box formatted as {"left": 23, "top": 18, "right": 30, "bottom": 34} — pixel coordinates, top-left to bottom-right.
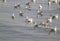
{"left": 0, "top": 0, "right": 60, "bottom": 41}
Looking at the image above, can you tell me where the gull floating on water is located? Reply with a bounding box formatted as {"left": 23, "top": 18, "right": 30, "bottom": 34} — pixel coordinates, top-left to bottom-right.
{"left": 48, "top": 1, "right": 51, "bottom": 6}
{"left": 25, "top": 16, "right": 33, "bottom": 24}
{"left": 14, "top": 3, "right": 20, "bottom": 9}
{"left": 49, "top": 26, "right": 57, "bottom": 35}
{"left": 25, "top": 2, "right": 31, "bottom": 11}
{"left": 19, "top": 11, "right": 23, "bottom": 16}
{"left": 51, "top": 14, "right": 58, "bottom": 20}
{"left": 39, "top": 4, "right": 43, "bottom": 10}
{"left": 46, "top": 17, "right": 52, "bottom": 23}
{"left": 33, "top": 21, "right": 49, "bottom": 29}
{"left": 37, "top": 11, "right": 43, "bottom": 18}
{"left": 12, "top": 13, "right": 15, "bottom": 19}
{"left": 33, "top": 22, "right": 40, "bottom": 28}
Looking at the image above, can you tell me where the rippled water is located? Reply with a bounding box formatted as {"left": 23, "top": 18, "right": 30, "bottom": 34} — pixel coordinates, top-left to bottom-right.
{"left": 0, "top": 0, "right": 60, "bottom": 41}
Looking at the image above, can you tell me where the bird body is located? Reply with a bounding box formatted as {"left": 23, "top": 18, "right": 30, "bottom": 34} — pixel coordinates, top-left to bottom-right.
{"left": 25, "top": 16, "right": 33, "bottom": 24}
{"left": 2, "top": 0, "right": 6, "bottom": 3}
{"left": 31, "top": 0, "right": 36, "bottom": 3}
{"left": 14, "top": 3, "right": 20, "bottom": 9}
{"left": 12, "top": 13, "right": 15, "bottom": 19}
{"left": 49, "top": 26, "right": 57, "bottom": 35}
{"left": 19, "top": 11, "right": 23, "bottom": 16}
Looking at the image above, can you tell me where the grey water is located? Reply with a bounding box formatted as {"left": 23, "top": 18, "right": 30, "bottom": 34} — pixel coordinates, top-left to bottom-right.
{"left": 0, "top": 0, "right": 60, "bottom": 41}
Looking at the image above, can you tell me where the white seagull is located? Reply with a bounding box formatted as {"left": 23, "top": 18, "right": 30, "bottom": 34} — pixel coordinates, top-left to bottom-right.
{"left": 25, "top": 16, "right": 33, "bottom": 24}
{"left": 49, "top": 26, "right": 57, "bottom": 35}
{"left": 51, "top": 14, "right": 58, "bottom": 20}
{"left": 48, "top": 1, "right": 51, "bottom": 6}
{"left": 47, "top": 17, "right": 52, "bottom": 23}
{"left": 39, "top": 4, "right": 43, "bottom": 10}
{"left": 12, "top": 13, "right": 15, "bottom": 19}
{"left": 19, "top": 11, "right": 23, "bottom": 16}
{"left": 14, "top": 3, "right": 20, "bottom": 9}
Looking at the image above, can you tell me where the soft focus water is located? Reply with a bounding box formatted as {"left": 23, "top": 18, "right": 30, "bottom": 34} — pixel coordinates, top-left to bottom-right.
{"left": 0, "top": 0, "right": 60, "bottom": 41}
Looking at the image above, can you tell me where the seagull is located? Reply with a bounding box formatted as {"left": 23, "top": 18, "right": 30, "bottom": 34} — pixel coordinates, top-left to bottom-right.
{"left": 37, "top": 11, "right": 43, "bottom": 18}
{"left": 17, "top": 3, "right": 20, "bottom": 7}
{"left": 12, "top": 13, "right": 15, "bottom": 19}
{"left": 51, "top": 14, "right": 58, "bottom": 20}
{"left": 25, "top": 6, "right": 31, "bottom": 11}
{"left": 48, "top": 1, "right": 51, "bottom": 6}
{"left": 19, "top": 11, "right": 23, "bottom": 16}
{"left": 25, "top": 16, "right": 33, "bottom": 24}
{"left": 14, "top": 3, "right": 20, "bottom": 9}
{"left": 49, "top": 26, "right": 57, "bottom": 35}
{"left": 34, "top": 22, "right": 45, "bottom": 29}
{"left": 31, "top": 0, "right": 36, "bottom": 3}
{"left": 39, "top": 4, "right": 43, "bottom": 10}
{"left": 33, "top": 22, "right": 42, "bottom": 29}
{"left": 55, "top": 14, "right": 58, "bottom": 19}
{"left": 25, "top": 2, "right": 31, "bottom": 11}
{"left": 33, "top": 22, "right": 38, "bottom": 29}
{"left": 46, "top": 17, "right": 52, "bottom": 23}
{"left": 2, "top": 0, "right": 6, "bottom": 3}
